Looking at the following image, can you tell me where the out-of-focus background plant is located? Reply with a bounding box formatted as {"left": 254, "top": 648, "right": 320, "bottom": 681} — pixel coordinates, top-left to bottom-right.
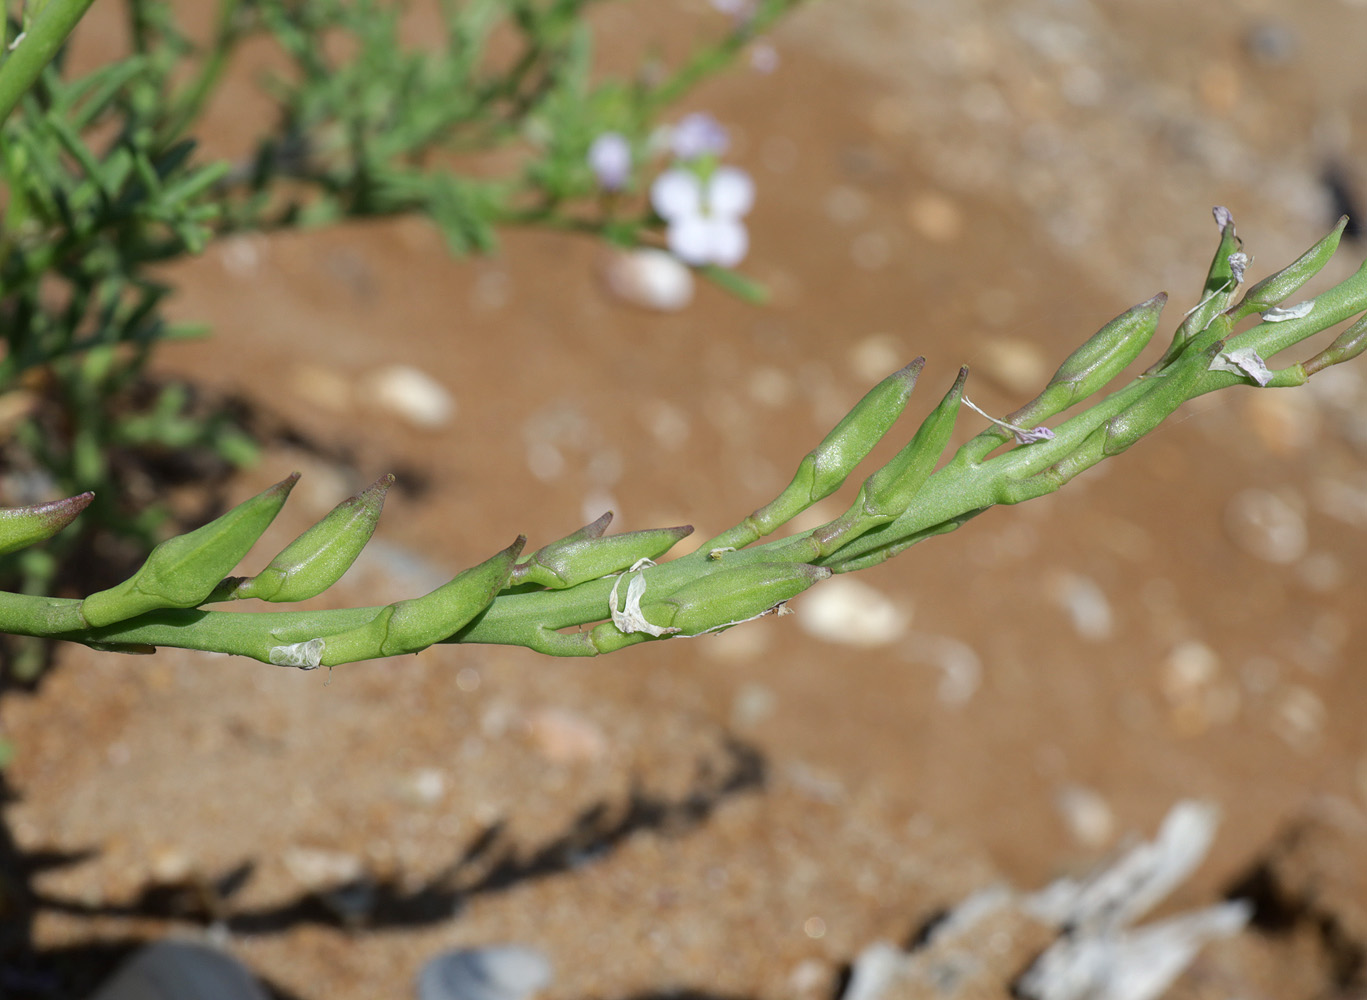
{"left": 0, "top": 0, "right": 794, "bottom": 679}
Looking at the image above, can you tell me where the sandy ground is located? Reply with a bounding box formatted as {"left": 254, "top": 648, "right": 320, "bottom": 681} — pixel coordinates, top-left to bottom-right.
{"left": 4, "top": 1, "right": 1367, "bottom": 997}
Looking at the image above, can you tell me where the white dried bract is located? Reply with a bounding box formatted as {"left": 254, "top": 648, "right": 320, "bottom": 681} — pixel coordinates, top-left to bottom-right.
{"left": 1208, "top": 346, "right": 1273, "bottom": 386}
{"left": 1227, "top": 251, "right": 1248, "bottom": 284}
{"left": 608, "top": 559, "right": 680, "bottom": 637}
{"left": 269, "top": 637, "right": 326, "bottom": 669}
{"left": 1261, "top": 300, "right": 1315, "bottom": 322}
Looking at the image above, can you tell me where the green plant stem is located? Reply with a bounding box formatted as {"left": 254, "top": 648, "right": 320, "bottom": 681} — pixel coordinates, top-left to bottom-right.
{"left": 0, "top": 0, "right": 96, "bottom": 126}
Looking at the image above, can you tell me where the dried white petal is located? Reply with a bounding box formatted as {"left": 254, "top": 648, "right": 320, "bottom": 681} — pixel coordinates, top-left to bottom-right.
{"left": 962, "top": 396, "right": 1053, "bottom": 446}
{"left": 1017, "top": 901, "right": 1251, "bottom": 1000}
{"left": 1024, "top": 800, "right": 1220, "bottom": 931}
{"left": 609, "top": 568, "right": 679, "bottom": 637}
{"left": 1227, "top": 251, "right": 1248, "bottom": 284}
{"left": 1209, "top": 346, "right": 1273, "bottom": 386}
{"left": 269, "top": 638, "right": 325, "bottom": 669}
{"left": 1261, "top": 300, "right": 1314, "bottom": 322}
{"left": 1212, "top": 205, "right": 1235, "bottom": 230}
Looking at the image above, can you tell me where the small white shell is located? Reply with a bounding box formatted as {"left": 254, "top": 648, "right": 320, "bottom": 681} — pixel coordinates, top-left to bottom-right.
{"left": 603, "top": 248, "right": 694, "bottom": 312}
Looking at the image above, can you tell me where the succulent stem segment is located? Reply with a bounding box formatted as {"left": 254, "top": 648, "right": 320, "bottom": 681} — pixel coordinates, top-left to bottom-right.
{"left": 4, "top": 211, "right": 1367, "bottom": 664}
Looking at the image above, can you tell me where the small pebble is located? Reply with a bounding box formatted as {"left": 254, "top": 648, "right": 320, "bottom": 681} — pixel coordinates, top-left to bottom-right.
{"left": 904, "top": 633, "right": 983, "bottom": 705}
{"left": 1055, "top": 784, "right": 1115, "bottom": 849}
{"left": 1272, "top": 685, "right": 1326, "bottom": 752}
{"left": 848, "top": 334, "right": 905, "bottom": 384}
{"left": 603, "top": 248, "right": 694, "bottom": 311}
{"left": 975, "top": 337, "right": 1050, "bottom": 396}
{"left": 1244, "top": 391, "right": 1319, "bottom": 455}
{"left": 401, "top": 768, "right": 446, "bottom": 806}
{"left": 1160, "top": 640, "right": 1240, "bottom": 734}
{"left": 282, "top": 846, "right": 365, "bottom": 890}
{"left": 642, "top": 399, "right": 691, "bottom": 449}
{"left": 365, "top": 365, "right": 456, "bottom": 430}
{"left": 824, "top": 185, "right": 870, "bottom": 225}
{"left": 797, "top": 577, "right": 910, "bottom": 647}
{"left": 1225, "top": 488, "right": 1307, "bottom": 564}
{"left": 1243, "top": 21, "right": 1297, "bottom": 64}
{"left": 1049, "top": 572, "right": 1113, "bottom": 641}
{"left": 148, "top": 845, "right": 193, "bottom": 884}
{"left": 748, "top": 367, "right": 794, "bottom": 408}
{"left": 522, "top": 707, "right": 608, "bottom": 765}
{"left": 1161, "top": 640, "right": 1220, "bottom": 702}
{"left": 731, "top": 682, "right": 776, "bottom": 728}
{"left": 1296, "top": 551, "right": 1345, "bottom": 592}
{"left": 906, "top": 192, "right": 963, "bottom": 242}
{"left": 291, "top": 364, "right": 353, "bottom": 414}
{"left": 417, "top": 945, "right": 553, "bottom": 1000}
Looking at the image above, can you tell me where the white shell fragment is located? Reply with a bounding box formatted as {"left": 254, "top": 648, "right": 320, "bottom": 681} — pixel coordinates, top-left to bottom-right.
{"left": 1225, "top": 488, "right": 1307, "bottom": 563}
{"left": 1208, "top": 345, "right": 1273, "bottom": 385}
{"left": 1261, "top": 300, "right": 1315, "bottom": 322}
{"left": 840, "top": 801, "right": 1247, "bottom": 1000}
{"left": 603, "top": 247, "right": 695, "bottom": 311}
{"left": 417, "top": 945, "right": 553, "bottom": 1000}
{"left": 1017, "top": 901, "right": 1252, "bottom": 1000}
{"left": 1025, "top": 800, "right": 1220, "bottom": 930}
{"left": 269, "top": 638, "right": 325, "bottom": 669}
{"left": 365, "top": 364, "right": 456, "bottom": 429}
{"left": 797, "top": 577, "right": 909, "bottom": 647}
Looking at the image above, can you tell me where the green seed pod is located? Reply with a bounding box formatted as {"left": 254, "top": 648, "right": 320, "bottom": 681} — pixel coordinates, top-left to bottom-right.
{"left": 320, "top": 536, "right": 525, "bottom": 662}
{"left": 80, "top": 475, "right": 298, "bottom": 628}
{"left": 1232, "top": 217, "right": 1347, "bottom": 320}
{"left": 1152, "top": 209, "right": 1243, "bottom": 370}
{"left": 513, "top": 513, "right": 694, "bottom": 589}
{"left": 708, "top": 359, "right": 923, "bottom": 550}
{"left": 1182, "top": 208, "right": 1243, "bottom": 336}
{"left": 0, "top": 492, "right": 93, "bottom": 556}
{"left": 1038, "top": 294, "right": 1166, "bottom": 409}
{"left": 228, "top": 474, "right": 395, "bottom": 602}
{"left": 638, "top": 561, "right": 830, "bottom": 637}
{"left": 815, "top": 367, "right": 966, "bottom": 554}
{"left": 860, "top": 366, "right": 966, "bottom": 517}
{"left": 1303, "top": 310, "right": 1367, "bottom": 377}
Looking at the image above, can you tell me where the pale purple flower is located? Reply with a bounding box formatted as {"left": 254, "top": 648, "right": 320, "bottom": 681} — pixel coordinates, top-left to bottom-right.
{"left": 650, "top": 166, "right": 755, "bottom": 267}
{"left": 587, "top": 132, "right": 632, "bottom": 190}
{"left": 669, "top": 112, "right": 729, "bottom": 161}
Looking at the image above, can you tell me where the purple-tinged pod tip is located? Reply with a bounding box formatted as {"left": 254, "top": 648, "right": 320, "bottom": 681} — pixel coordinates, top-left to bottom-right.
{"left": 0, "top": 492, "right": 95, "bottom": 556}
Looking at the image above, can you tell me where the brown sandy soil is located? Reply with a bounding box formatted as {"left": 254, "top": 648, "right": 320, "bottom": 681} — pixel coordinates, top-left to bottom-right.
{"left": 4, "top": 1, "right": 1367, "bottom": 997}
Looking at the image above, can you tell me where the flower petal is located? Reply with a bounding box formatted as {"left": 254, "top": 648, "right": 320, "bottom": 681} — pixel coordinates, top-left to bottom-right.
{"left": 707, "top": 218, "right": 749, "bottom": 267}
{"left": 670, "top": 113, "right": 729, "bottom": 160}
{"left": 587, "top": 132, "right": 631, "bottom": 190}
{"left": 667, "top": 214, "right": 715, "bottom": 266}
{"left": 651, "top": 168, "right": 702, "bottom": 221}
{"left": 707, "top": 167, "right": 755, "bottom": 218}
